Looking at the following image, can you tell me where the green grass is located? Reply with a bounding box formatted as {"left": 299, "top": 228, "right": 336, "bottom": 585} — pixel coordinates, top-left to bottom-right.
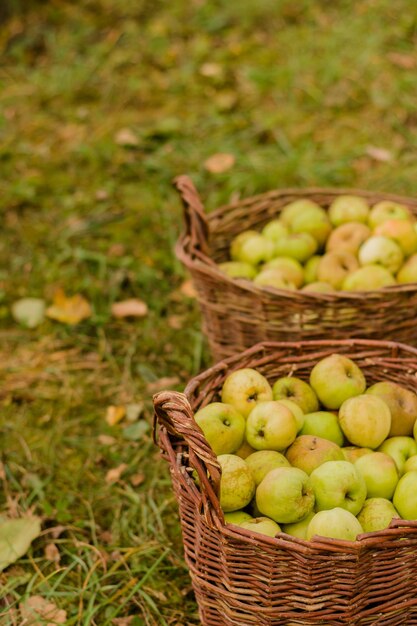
{"left": 1, "top": 0, "right": 417, "bottom": 622}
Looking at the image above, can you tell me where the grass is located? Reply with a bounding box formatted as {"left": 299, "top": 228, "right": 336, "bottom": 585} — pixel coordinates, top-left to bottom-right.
{"left": 0, "top": 0, "right": 417, "bottom": 623}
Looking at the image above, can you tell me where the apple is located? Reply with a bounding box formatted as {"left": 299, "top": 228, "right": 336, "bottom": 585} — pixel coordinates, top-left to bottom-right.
{"left": 354, "top": 452, "right": 399, "bottom": 499}
{"left": 326, "top": 222, "right": 371, "bottom": 255}
{"left": 235, "top": 440, "right": 256, "bottom": 459}
{"left": 246, "top": 401, "right": 298, "bottom": 451}
{"left": 272, "top": 376, "right": 319, "bottom": 414}
{"left": 342, "top": 265, "right": 396, "bottom": 291}
{"left": 218, "top": 454, "right": 256, "bottom": 512}
{"left": 262, "top": 219, "right": 289, "bottom": 242}
{"left": 393, "top": 470, "right": 417, "bottom": 519}
{"left": 309, "top": 354, "right": 366, "bottom": 409}
{"left": 397, "top": 253, "right": 417, "bottom": 284}
{"left": 301, "top": 282, "right": 336, "bottom": 293}
{"left": 221, "top": 368, "right": 273, "bottom": 419}
{"left": 254, "top": 268, "right": 296, "bottom": 290}
{"left": 317, "top": 250, "right": 359, "bottom": 290}
{"left": 404, "top": 455, "right": 417, "bottom": 473}
{"left": 285, "top": 435, "right": 344, "bottom": 475}
{"left": 245, "top": 450, "right": 290, "bottom": 486}
{"left": 378, "top": 436, "right": 417, "bottom": 475}
{"left": 310, "top": 460, "right": 367, "bottom": 515}
{"left": 238, "top": 516, "right": 281, "bottom": 538}
{"left": 194, "top": 402, "right": 246, "bottom": 455}
{"left": 304, "top": 255, "right": 321, "bottom": 284}
{"left": 366, "top": 381, "right": 417, "bottom": 437}
{"left": 274, "top": 233, "right": 318, "bottom": 263}
{"left": 290, "top": 208, "right": 332, "bottom": 247}
{"left": 280, "top": 199, "right": 325, "bottom": 226}
{"left": 375, "top": 219, "right": 417, "bottom": 257}
{"left": 299, "top": 411, "right": 344, "bottom": 446}
{"left": 357, "top": 498, "right": 400, "bottom": 533}
{"left": 359, "top": 236, "right": 404, "bottom": 274}
{"left": 218, "top": 261, "right": 257, "bottom": 280}
{"left": 339, "top": 395, "right": 391, "bottom": 449}
{"left": 262, "top": 257, "right": 304, "bottom": 288}
{"left": 342, "top": 446, "right": 373, "bottom": 463}
{"left": 274, "top": 399, "right": 305, "bottom": 431}
{"left": 230, "top": 231, "right": 275, "bottom": 265}
{"left": 368, "top": 201, "right": 411, "bottom": 229}
{"left": 256, "top": 466, "right": 315, "bottom": 524}
{"left": 224, "top": 510, "right": 253, "bottom": 525}
{"left": 307, "top": 508, "right": 363, "bottom": 542}
{"left": 282, "top": 512, "right": 315, "bottom": 539}
{"left": 328, "top": 195, "right": 370, "bottom": 226}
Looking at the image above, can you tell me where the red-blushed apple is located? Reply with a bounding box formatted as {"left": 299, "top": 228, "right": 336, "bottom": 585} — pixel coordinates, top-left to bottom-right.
{"left": 230, "top": 230, "right": 275, "bottom": 265}
{"left": 309, "top": 354, "right": 366, "bottom": 409}
{"left": 274, "top": 399, "right": 305, "bottom": 432}
{"left": 342, "top": 265, "right": 396, "bottom": 290}
{"left": 397, "top": 253, "right": 417, "bottom": 284}
{"left": 328, "top": 195, "right": 370, "bottom": 226}
{"left": 357, "top": 498, "right": 400, "bottom": 533}
{"left": 256, "top": 466, "right": 315, "bottom": 524}
{"left": 366, "top": 381, "right": 417, "bottom": 437}
{"left": 326, "top": 222, "right": 371, "bottom": 255}
{"left": 317, "top": 250, "right": 359, "bottom": 290}
{"left": 218, "top": 454, "right": 256, "bottom": 512}
{"left": 304, "top": 255, "right": 321, "bottom": 284}
{"left": 378, "top": 436, "right": 417, "bottom": 475}
{"left": 339, "top": 394, "right": 391, "bottom": 449}
{"left": 274, "top": 233, "right": 318, "bottom": 263}
{"left": 221, "top": 368, "right": 273, "bottom": 419}
{"left": 246, "top": 401, "right": 298, "bottom": 451}
{"left": 218, "top": 261, "right": 257, "bottom": 280}
{"left": 282, "top": 512, "right": 315, "bottom": 539}
{"left": 262, "top": 257, "right": 304, "bottom": 288}
{"left": 262, "top": 219, "right": 289, "bottom": 242}
{"left": 375, "top": 219, "right": 417, "bottom": 257}
{"left": 253, "top": 268, "right": 296, "bottom": 290}
{"left": 299, "top": 411, "right": 344, "bottom": 446}
{"left": 245, "top": 450, "right": 290, "bottom": 486}
{"left": 342, "top": 446, "right": 373, "bottom": 463}
{"left": 194, "top": 402, "right": 246, "bottom": 455}
{"left": 393, "top": 470, "right": 417, "bottom": 519}
{"left": 309, "top": 460, "right": 366, "bottom": 515}
{"left": 307, "top": 508, "right": 363, "bottom": 542}
{"left": 359, "top": 236, "right": 404, "bottom": 274}
{"left": 224, "top": 510, "right": 253, "bottom": 525}
{"left": 354, "top": 452, "right": 399, "bottom": 499}
{"left": 238, "top": 516, "right": 281, "bottom": 538}
{"left": 272, "top": 376, "right": 319, "bottom": 413}
{"left": 368, "top": 201, "right": 411, "bottom": 229}
{"left": 285, "top": 435, "right": 344, "bottom": 475}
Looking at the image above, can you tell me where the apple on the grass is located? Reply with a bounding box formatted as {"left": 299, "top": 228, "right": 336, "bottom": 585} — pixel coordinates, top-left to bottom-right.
{"left": 342, "top": 265, "right": 396, "bottom": 291}
{"left": 317, "top": 250, "right": 359, "bottom": 290}
{"left": 309, "top": 354, "right": 366, "bottom": 409}
{"left": 328, "top": 195, "right": 370, "bottom": 226}
{"left": 221, "top": 368, "right": 273, "bottom": 419}
{"left": 326, "top": 222, "right": 371, "bottom": 255}
{"left": 309, "top": 460, "right": 366, "bottom": 515}
{"left": 245, "top": 401, "right": 298, "bottom": 451}
{"left": 224, "top": 510, "right": 253, "bottom": 525}
{"left": 274, "top": 232, "right": 318, "bottom": 263}
{"left": 218, "top": 261, "right": 257, "bottom": 280}
{"left": 245, "top": 450, "right": 290, "bottom": 486}
{"left": 230, "top": 230, "right": 275, "bottom": 265}
{"left": 375, "top": 219, "right": 417, "bottom": 257}
{"left": 366, "top": 381, "right": 417, "bottom": 437}
{"left": 339, "top": 394, "right": 391, "bottom": 449}
{"left": 285, "top": 435, "right": 344, "bottom": 475}
{"left": 262, "top": 257, "right": 304, "bottom": 288}
{"left": 262, "top": 219, "right": 289, "bottom": 243}
{"left": 397, "top": 253, "right": 417, "bottom": 284}
{"left": 272, "top": 376, "right": 319, "bottom": 414}
{"left": 253, "top": 268, "right": 296, "bottom": 291}
{"left": 368, "top": 201, "right": 411, "bottom": 229}
{"left": 357, "top": 498, "right": 400, "bottom": 533}
{"left": 299, "top": 411, "right": 344, "bottom": 447}
{"left": 358, "top": 236, "right": 404, "bottom": 274}
{"left": 238, "top": 516, "right": 281, "bottom": 538}
{"left": 256, "top": 466, "right": 315, "bottom": 524}
{"left": 282, "top": 512, "right": 315, "bottom": 539}
{"left": 307, "top": 508, "right": 363, "bottom": 542}
{"left": 378, "top": 436, "right": 417, "bottom": 475}
{"left": 393, "top": 470, "right": 417, "bottom": 520}
{"left": 342, "top": 446, "right": 373, "bottom": 463}
{"left": 354, "top": 452, "right": 399, "bottom": 499}
{"left": 218, "top": 454, "right": 256, "bottom": 512}
{"left": 194, "top": 402, "right": 246, "bottom": 456}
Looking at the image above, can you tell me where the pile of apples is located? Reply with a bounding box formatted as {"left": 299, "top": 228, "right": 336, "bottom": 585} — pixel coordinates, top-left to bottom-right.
{"left": 194, "top": 354, "right": 417, "bottom": 541}
{"left": 219, "top": 196, "right": 417, "bottom": 292}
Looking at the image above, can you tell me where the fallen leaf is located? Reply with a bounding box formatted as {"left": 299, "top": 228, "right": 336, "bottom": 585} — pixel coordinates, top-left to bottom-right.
{"left": 122, "top": 421, "right": 150, "bottom": 441}
{"left": 130, "top": 473, "right": 145, "bottom": 487}
{"left": 95, "top": 189, "right": 109, "bottom": 201}
{"left": 11, "top": 298, "right": 46, "bottom": 329}
{"left": 114, "top": 128, "right": 139, "bottom": 146}
{"left": 180, "top": 279, "right": 197, "bottom": 298}
{"left": 167, "top": 315, "right": 184, "bottom": 329}
{"left": 44, "top": 543, "right": 60, "bottom": 565}
{"left": 365, "top": 146, "right": 393, "bottom": 162}
{"left": 46, "top": 289, "right": 92, "bottom": 325}
{"left": 125, "top": 402, "right": 144, "bottom": 422}
{"left": 0, "top": 516, "right": 41, "bottom": 572}
{"left": 112, "top": 617, "right": 135, "bottom": 626}
{"left": 387, "top": 52, "right": 416, "bottom": 69}
{"left": 107, "top": 243, "right": 126, "bottom": 257}
{"left": 106, "top": 405, "right": 126, "bottom": 426}
{"left": 147, "top": 376, "right": 180, "bottom": 393}
{"left": 98, "top": 434, "right": 117, "bottom": 446}
{"left": 204, "top": 152, "right": 235, "bottom": 174}
{"left": 105, "top": 463, "right": 128, "bottom": 484}
{"left": 111, "top": 299, "right": 148, "bottom": 318}
{"left": 200, "top": 62, "right": 223, "bottom": 77}
{"left": 20, "top": 595, "right": 67, "bottom": 625}
{"left": 0, "top": 462, "right": 5, "bottom": 480}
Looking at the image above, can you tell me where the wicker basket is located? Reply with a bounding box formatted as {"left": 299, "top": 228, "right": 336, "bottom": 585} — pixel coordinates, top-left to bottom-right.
{"left": 174, "top": 176, "right": 417, "bottom": 362}
{"left": 153, "top": 339, "right": 417, "bottom": 626}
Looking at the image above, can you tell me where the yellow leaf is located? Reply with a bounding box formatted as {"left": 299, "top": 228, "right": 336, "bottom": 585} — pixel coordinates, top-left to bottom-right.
{"left": 111, "top": 299, "right": 148, "bottom": 318}
{"left": 204, "top": 152, "right": 235, "bottom": 174}
{"left": 46, "top": 289, "right": 92, "bottom": 325}
{"left": 106, "top": 405, "right": 126, "bottom": 426}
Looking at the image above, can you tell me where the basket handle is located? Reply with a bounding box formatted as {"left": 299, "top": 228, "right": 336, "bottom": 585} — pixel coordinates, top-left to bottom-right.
{"left": 153, "top": 390, "right": 222, "bottom": 516}
{"left": 173, "top": 175, "right": 210, "bottom": 256}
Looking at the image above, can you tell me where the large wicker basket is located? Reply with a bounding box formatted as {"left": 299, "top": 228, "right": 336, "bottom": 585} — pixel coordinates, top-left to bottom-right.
{"left": 154, "top": 339, "right": 417, "bottom": 626}
{"left": 174, "top": 176, "right": 417, "bottom": 362}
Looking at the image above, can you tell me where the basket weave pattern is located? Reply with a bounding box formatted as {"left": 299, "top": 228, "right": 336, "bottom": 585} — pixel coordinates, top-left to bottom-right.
{"left": 175, "top": 176, "right": 417, "bottom": 361}
{"left": 154, "top": 339, "right": 417, "bottom": 625}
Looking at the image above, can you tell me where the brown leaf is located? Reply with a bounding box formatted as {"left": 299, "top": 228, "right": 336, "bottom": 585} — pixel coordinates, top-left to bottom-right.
{"left": 167, "top": 315, "right": 184, "bottom": 329}
{"left": 387, "top": 52, "right": 416, "bottom": 69}
{"left": 105, "top": 463, "right": 128, "bottom": 484}
{"left": 147, "top": 376, "right": 180, "bottom": 393}
{"left": 46, "top": 289, "right": 92, "bottom": 325}
{"left": 105, "top": 405, "right": 126, "bottom": 426}
{"left": 44, "top": 543, "right": 60, "bottom": 565}
{"left": 112, "top": 618, "right": 135, "bottom": 626}
{"left": 365, "top": 146, "right": 393, "bottom": 162}
{"left": 204, "top": 152, "right": 235, "bottom": 174}
{"left": 199, "top": 62, "right": 223, "bottom": 77}
{"left": 98, "top": 434, "right": 117, "bottom": 446}
{"left": 20, "top": 595, "right": 67, "bottom": 625}
{"left": 111, "top": 299, "right": 148, "bottom": 318}
{"left": 130, "top": 473, "right": 145, "bottom": 487}
{"left": 180, "top": 279, "right": 197, "bottom": 298}
{"left": 114, "top": 128, "right": 139, "bottom": 146}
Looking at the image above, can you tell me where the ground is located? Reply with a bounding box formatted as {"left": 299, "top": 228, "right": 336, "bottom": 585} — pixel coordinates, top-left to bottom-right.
{"left": 0, "top": 1, "right": 417, "bottom": 624}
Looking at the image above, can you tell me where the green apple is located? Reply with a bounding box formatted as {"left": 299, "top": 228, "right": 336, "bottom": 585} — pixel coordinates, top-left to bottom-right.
{"left": 375, "top": 219, "right": 417, "bottom": 257}
{"left": 194, "top": 402, "right": 246, "bottom": 455}
{"left": 238, "top": 516, "right": 281, "bottom": 538}
{"left": 274, "top": 399, "right": 304, "bottom": 431}
{"left": 221, "top": 368, "right": 273, "bottom": 419}
{"left": 274, "top": 233, "right": 318, "bottom": 263}
{"left": 357, "top": 498, "right": 400, "bottom": 533}
{"left": 245, "top": 450, "right": 290, "bottom": 486}
{"left": 262, "top": 257, "right": 304, "bottom": 288}
{"left": 397, "top": 253, "right": 417, "bottom": 284}
{"left": 366, "top": 381, "right": 417, "bottom": 437}
{"left": 326, "top": 222, "right": 371, "bottom": 255}
{"left": 230, "top": 230, "right": 275, "bottom": 265}
{"left": 341, "top": 446, "right": 373, "bottom": 463}
{"left": 218, "top": 454, "right": 256, "bottom": 512}
{"left": 235, "top": 440, "right": 256, "bottom": 459}
{"left": 224, "top": 510, "right": 253, "bottom": 525}
{"left": 307, "top": 508, "right": 363, "bottom": 541}
{"left": 309, "top": 354, "right": 366, "bottom": 409}
{"left": 328, "top": 195, "right": 370, "bottom": 226}
{"left": 404, "top": 455, "right": 417, "bottom": 473}
{"left": 285, "top": 435, "right": 344, "bottom": 475}
{"left": 256, "top": 466, "right": 315, "bottom": 524}
{"left": 262, "top": 219, "right": 289, "bottom": 242}
{"left": 301, "top": 281, "right": 336, "bottom": 293}
{"left": 393, "top": 470, "right": 417, "bottom": 519}
{"left": 378, "top": 436, "right": 417, "bottom": 475}
{"left": 299, "top": 411, "right": 344, "bottom": 446}
{"left": 317, "top": 250, "right": 359, "bottom": 290}
{"left": 282, "top": 512, "right": 315, "bottom": 539}
{"left": 358, "top": 236, "right": 404, "bottom": 274}
{"left": 368, "top": 201, "right": 411, "bottom": 229}
{"left": 218, "top": 261, "right": 257, "bottom": 280}
{"left": 290, "top": 208, "right": 332, "bottom": 248}
{"left": 280, "top": 199, "right": 325, "bottom": 226}
{"left": 309, "top": 460, "right": 366, "bottom": 515}
{"left": 339, "top": 395, "right": 391, "bottom": 449}
{"left": 272, "top": 376, "right": 319, "bottom": 414}
{"left": 304, "top": 255, "right": 321, "bottom": 284}
{"left": 254, "top": 268, "right": 296, "bottom": 290}
{"left": 342, "top": 265, "right": 396, "bottom": 291}
{"left": 354, "top": 452, "right": 399, "bottom": 499}
{"left": 246, "top": 401, "right": 298, "bottom": 451}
